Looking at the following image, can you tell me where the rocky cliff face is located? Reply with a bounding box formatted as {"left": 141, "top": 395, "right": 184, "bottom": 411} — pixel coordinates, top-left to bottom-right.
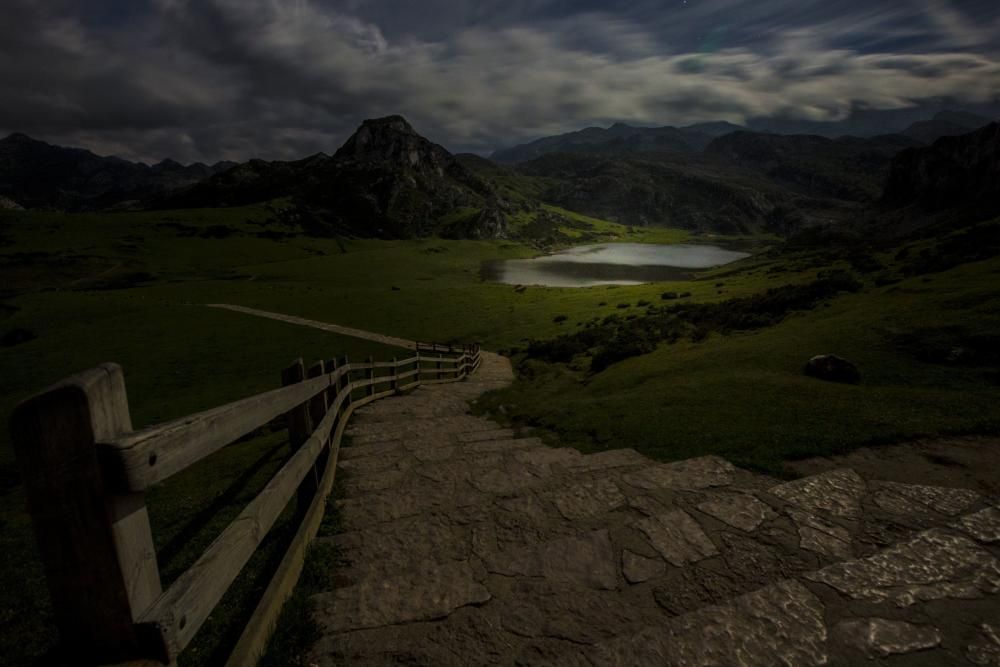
{"left": 882, "top": 123, "right": 1000, "bottom": 219}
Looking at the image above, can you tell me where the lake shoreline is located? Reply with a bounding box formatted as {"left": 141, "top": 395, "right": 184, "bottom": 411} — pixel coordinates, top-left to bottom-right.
{"left": 482, "top": 241, "right": 752, "bottom": 287}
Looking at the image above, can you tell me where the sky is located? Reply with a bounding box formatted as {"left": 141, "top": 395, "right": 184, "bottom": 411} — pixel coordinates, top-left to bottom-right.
{"left": 2, "top": 0, "right": 999, "bottom": 164}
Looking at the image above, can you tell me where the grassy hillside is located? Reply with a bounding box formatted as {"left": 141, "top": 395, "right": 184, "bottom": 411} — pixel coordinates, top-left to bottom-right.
{"left": 479, "top": 220, "right": 1000, "bottom": 473}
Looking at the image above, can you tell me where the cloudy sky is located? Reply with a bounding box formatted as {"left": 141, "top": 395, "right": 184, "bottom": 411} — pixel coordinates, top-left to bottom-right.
{"left": 2, "top": 0, "right": 999, "bottom": 163}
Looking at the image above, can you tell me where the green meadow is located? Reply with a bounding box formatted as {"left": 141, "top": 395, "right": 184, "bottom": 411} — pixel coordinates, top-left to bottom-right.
{"left": 2, "top": 204, "right": 998, "bottom": 664}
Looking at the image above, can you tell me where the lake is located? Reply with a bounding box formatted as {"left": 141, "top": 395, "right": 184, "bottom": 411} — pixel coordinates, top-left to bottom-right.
{"left": 482, "top": 243, "right": 751, "bottom": 287}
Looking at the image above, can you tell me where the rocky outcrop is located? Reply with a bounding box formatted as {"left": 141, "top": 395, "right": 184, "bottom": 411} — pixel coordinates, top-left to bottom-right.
{"left": 467, "top": 202, "right": 508, "bottom": 239}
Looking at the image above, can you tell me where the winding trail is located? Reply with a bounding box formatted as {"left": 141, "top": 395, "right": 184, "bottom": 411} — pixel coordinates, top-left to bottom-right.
{"left": 205, "top": 303, "right": 417, "bottom": 350}
{"left": 213, "top": 305, "right": 1000, "bottom": 665}
{"left": 314, "top": 372, "right": 1000, "bottom": 665}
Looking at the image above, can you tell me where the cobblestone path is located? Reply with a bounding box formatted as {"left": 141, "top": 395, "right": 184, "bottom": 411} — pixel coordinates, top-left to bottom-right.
{"left": 306, "top": 352, "right": 1000, "bottom": 666}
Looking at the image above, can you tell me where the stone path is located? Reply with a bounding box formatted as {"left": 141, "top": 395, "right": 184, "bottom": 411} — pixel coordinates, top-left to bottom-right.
{"left": 306, "top": 353, "right": 1000, "bottom": 666}
{"left": 205, "top": 304, "right": 417, "bottom": 349}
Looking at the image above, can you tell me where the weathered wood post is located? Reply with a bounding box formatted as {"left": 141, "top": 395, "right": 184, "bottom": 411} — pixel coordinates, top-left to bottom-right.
{"left": 305, "top": 360, "right": 328, "bottom": 491}
{"left": 281, "top": 359, "right": 314, "bottom": 517}
{"left": 341, "top": 355, "right": 351, "bottom": 407}
{"left": 366, "top": 356, "right": 375, "bottom": 397}
{"left": 415, "top": 348, "right": 422, "bottom": 384}
{"left": 390, "top": 357, "right": 398, "bottom": 393}
{"left": 307, "top": 360, "right": 328, "bottom": 429}
{"left": 325, "top": 358, "right": 337, "bottom": 408}
{"left": 10, "top": 363, "right": 165, "bottom": 663}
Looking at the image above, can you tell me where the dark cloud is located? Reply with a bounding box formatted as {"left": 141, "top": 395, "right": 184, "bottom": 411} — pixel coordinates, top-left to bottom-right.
{"left": 2, "top": 0, "right": 999, "bottom": 163}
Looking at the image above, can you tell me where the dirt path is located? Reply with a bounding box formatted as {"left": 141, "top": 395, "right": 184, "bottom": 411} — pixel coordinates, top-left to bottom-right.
{"left": 304, "top": 353, "right": 1000, "bottom": 665}
{"left": 205, "top": 303, "right": 416, "bottom": 350}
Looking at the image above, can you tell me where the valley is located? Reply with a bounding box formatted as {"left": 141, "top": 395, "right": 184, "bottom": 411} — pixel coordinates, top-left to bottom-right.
{"left": 1, "top": 111, "right": 999, "bottom": 666}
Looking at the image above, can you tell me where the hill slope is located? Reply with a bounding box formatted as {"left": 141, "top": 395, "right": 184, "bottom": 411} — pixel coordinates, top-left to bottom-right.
{"left": 490, "top": 122, "right": 745, "bottom": 164}
{"left": 883, "top": 122, "right": 1000, "bottom": 221}
{"left": 516, "top": 153, "right": 797, "bottom": 234}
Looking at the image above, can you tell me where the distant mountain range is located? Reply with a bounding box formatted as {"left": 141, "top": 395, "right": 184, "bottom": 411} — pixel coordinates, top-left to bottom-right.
{"left": 0, "top": 133, "right": 235, "bottom": 210}
{"left": 1, "top": 107, "right": 997, "bottom": 240}
{"left": 490, "top": 110, "right": 994, "bottom": 164}
{"left": 490, "top": 121, "right": 745, "bottom": 164}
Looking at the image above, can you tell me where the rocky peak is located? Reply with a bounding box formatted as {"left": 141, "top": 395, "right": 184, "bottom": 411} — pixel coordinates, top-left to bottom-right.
{"left": 334, "top": 115, "right": 449, "bottom": 172}
{"left": 152, "top": 158, "right": 185, "bottom": 172}
{"left": 1, "top": 132, "right": 42, "bottom": 147}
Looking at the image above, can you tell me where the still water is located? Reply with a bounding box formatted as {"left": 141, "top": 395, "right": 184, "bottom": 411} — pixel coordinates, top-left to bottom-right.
{"left": 482, "top": 243, "right": 750, "bottom": 287}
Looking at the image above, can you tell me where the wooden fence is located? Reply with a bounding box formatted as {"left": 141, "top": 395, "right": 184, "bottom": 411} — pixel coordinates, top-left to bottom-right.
{"left": 10, "top": 341, "right": 482, "bottom": 665}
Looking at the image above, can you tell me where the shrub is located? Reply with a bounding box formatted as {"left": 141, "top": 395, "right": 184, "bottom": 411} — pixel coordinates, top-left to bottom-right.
{"left": 661, "top": 292, "right": 678, "bottom": 300}
{"left": 553, "top": 314, "right": 568, "bottom": 324}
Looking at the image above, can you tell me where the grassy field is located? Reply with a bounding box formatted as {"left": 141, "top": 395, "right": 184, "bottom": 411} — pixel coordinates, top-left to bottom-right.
{"left": 2, "top": 203, "right": 997, "bottom": 664}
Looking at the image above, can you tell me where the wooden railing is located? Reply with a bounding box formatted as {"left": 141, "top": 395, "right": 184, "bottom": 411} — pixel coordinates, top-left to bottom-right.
{"left": 10, "top": 342, "right": 482, "bottom": 666}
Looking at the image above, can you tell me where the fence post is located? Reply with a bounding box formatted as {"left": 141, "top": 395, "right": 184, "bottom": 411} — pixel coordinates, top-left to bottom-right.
{"left": 341, "top": 355, "right": 351, "bottom": 407}
{"left": 307, "top": 360, "right": 328, "bottom": 428}
{"left": 282, "top": 359, "right": 314, "bottom": 517}
{"left": 325, "top": 358, "right": 337, "bottom": 408}
{"left": 415, "top": 349, "right": 421, "bottom": 384}
{"left": 366, "top": 357, "right": 375, "bottom": 397}
{"left": 10, "top": 363, "right": 165, "bottom": 663}
{"left": 390, "top": 357, "right": 398, "bottom": 393}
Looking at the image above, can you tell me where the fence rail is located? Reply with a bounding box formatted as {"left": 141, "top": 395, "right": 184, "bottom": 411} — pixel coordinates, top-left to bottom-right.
{"left": 10, "top": 341, "right": 481, "bottom": 665}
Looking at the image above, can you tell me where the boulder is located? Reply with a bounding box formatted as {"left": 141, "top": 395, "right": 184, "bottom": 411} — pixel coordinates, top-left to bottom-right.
{"left": 804, "top": 354, "right": 861, "bottom": 384}
{"left": 0, "top": 195, "right": 23, "bottom": 210}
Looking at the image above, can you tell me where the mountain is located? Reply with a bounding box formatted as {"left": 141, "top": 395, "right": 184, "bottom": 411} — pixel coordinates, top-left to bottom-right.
{"left": 161, "top": 116, "right": 508, "bottom": 239}
{"left": 681, "top": 121, "right": 746, "bottom": 137}
{"left": 309, "top": 115, "right": 499, "bottom": 237}
{"left": 900, "top": 111, "right": 994, "bottom": 144}
{"left": 516, "top": 152, "right": 798, "bottom": 234}
{"left": 883, "top": 122, "right": 1000, "bottom": 220}
{"left": 0, "top": 133, "right": 233, "bottom": 210}
{"left": 703, "top": 131, "right": 922, "bottom": 201}
{"left": 490, "top": 107, "right": 999, "bottom": 165}
{"left": 490, "top": 122, "right": 745, "bottom": 164}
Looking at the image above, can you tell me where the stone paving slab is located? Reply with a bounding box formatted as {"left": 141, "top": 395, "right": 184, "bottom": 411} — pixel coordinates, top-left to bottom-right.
{"left": 311, "top": 559, "right": 491, "bottom": 632}
{"left": 805, "top": 528, "right": 1000, "bottom": 606}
